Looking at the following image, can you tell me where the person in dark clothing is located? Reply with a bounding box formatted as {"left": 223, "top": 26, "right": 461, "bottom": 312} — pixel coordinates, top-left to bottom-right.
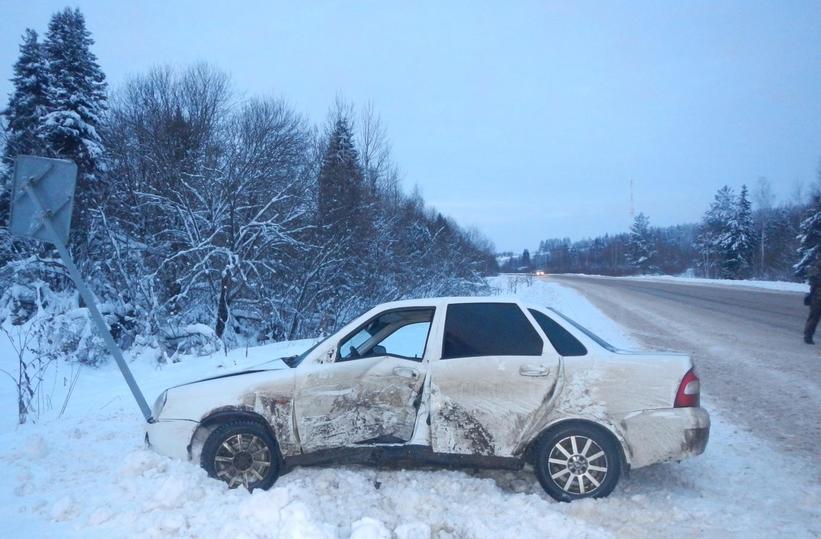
{"left": 797, "top": 196, "right": 821, "bottom": 343}
{"left": 804, "top": 278, "right": 821, "bottom": 344}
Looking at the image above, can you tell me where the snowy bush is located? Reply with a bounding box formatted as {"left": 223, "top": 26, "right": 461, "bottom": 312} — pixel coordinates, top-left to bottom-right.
{"left": 0, "top": 283, "right": 38, "bottom": 325}
{"left": 161, "top": 323, "right": 223, "bottom": 359}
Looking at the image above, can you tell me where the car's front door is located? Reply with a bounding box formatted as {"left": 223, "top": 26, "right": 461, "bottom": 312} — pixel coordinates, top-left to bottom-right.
{"left": 293, "top": 307, "right": 434, "bottom": 453}
{"left": 429, "top": 302, "right": 561, "bottom": 457}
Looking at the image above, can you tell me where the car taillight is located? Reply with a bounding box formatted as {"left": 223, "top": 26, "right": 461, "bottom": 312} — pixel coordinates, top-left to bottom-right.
{"left": 674, "top": 368, "right": 700, "bottom": 408}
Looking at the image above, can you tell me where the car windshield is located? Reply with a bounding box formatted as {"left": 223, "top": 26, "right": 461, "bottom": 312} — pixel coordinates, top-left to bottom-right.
{"left": 283, "top": 306, "right": 378, "bottom": 367}
{"left": 547, "top": 308, "right": 619, "bottom": 353}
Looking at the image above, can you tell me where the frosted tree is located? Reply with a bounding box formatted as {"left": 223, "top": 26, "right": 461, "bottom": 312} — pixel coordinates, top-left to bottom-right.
{"left": 795, "top": 194, "right": 821, "bottom": 284}
{"left": 2, "top": 29, "right": 49, "bottom": 170}
{"left": 626, "top": 212, "right": 657, "bottom": 274}
{"left": 318, "top": 115, "right": 367, "bottom": 235}
{"left": 0, "top": 29, "right": 53, "bottom": 306}
{"left": 40, "top": 7, "right": 107, "bottom": 228}
{"left": 102, "top": 66, "right": 316, "bottom": 344}
{"left": 3, "top": 46, "right": 497, "bottom": 356}
{"left": 210, "top": 98, "right": 313, "bottom": 339}
{"left": 720, "top": 184, "right": 756, "bottom": 278}
{"left": 1, "top": 28, "right": 50, "bottom": 269}
{"left": 358, "top": 102, "right": 394, "bottom": 195}
{"left": 698, "top": 186, "right": 735, "bottom": 278}
{"left": 314, "top": 113, "right": 374, "bottom": 325}
{"left": 753, "top": 178, "right": 775, "bottom": 277}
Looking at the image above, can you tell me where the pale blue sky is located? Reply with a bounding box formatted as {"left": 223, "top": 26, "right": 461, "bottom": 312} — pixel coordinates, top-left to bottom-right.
{"left": 2, "top": 1, "right": 820, "bottom": 251}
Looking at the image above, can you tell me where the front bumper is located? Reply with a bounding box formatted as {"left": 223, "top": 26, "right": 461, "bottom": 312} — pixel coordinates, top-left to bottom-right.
{"left": 620, "top": 407, "right": 710, "bottom": 469}
{"left": 145, "top": 419, "right": 199, "bottom": 461}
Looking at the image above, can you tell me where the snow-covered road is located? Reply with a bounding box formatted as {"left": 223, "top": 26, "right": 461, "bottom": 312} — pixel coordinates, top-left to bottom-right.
{"left": 0, "top": 276, "right": 818, "bottom": 538}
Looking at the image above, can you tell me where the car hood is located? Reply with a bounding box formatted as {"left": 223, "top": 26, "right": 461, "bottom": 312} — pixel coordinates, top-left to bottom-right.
{"left": 159, "top": 362, "right": 296, "bottom": 422}
{"left": 170, "top": 361, "right": 288, "bottom": 389}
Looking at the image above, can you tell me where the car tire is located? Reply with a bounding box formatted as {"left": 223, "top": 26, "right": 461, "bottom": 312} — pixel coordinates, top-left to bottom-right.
{"left": 533, "top": 423, "right": 622, "bottom": 502}
{"left": 201, "top": 419, "right": 281, "bottom": 491}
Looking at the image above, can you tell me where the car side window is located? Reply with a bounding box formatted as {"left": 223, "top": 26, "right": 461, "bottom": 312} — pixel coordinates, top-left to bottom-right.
{"left": 442, "top": 303, "right": 543, "bottom": 359}
{"left": 338, "top": 328, "right": 372, "bottom": 359}
{"left": 528, "top": 309, "right": 587, "bottom": 356}
{"left": 338, "top": 308, "right": 434, "bottom": 362}
{"left": 378, "top": 322, "right": 430, "bottom": 359}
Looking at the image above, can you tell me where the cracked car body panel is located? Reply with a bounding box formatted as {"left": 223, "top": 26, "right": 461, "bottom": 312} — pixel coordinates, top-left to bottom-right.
{"left": 152, "top": 368, "right": 301, "bottom": 456}
{"left": 620, "top": 407, "right": 710, "bottom": 467}
{"left": 429, "top": 353, "right": 561, "bottom": 457}
{"left": 248, "top": 392, "right": 299, "bottom": 456}
{"left": 158, "top": 368, "right": 296, "bottom": 425}
{"left": 521, "top": 308, "right": 707, "bottom": 466}
{"left": 293, "top": 355, "right": 425, "bottom": 452}
{"left": 146, "top": 296, "right": 710, "bottom": 479}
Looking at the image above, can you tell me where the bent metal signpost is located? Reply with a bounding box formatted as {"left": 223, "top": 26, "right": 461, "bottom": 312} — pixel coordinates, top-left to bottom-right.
{"left": 9, "top": 155, "right": 153, "bottom": 422}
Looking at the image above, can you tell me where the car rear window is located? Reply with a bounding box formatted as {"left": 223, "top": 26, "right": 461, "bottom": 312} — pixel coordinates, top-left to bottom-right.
{"left": 528, "top": 309, "right": 587, "bottom": 356}
{"left": 548, "top": 308, "right": 619, "bottom": 353}
{"left": 442, "top": 303, "right": 543, "bottom": 359}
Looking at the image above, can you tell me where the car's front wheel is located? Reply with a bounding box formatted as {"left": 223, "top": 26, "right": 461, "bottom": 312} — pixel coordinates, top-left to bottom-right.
{"left": 533, "top": 423, "right": 622, "bottom": 502}
{"left": 201, "top": 419, "right": 281, "bottom": 491}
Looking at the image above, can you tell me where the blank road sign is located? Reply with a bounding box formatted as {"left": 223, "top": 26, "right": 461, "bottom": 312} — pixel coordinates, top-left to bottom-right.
{"left": 8, "top": 155, "right": 77, "bottom": 245}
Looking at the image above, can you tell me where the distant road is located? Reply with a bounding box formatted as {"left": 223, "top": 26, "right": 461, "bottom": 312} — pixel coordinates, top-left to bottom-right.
{"left": 547, "top": 274, "right": 821, "bottom": 468}
{"left": 553, "top": 275, "right": 805, "bottom": 333}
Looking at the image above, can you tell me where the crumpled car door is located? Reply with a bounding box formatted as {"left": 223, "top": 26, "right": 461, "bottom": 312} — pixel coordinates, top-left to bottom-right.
{"left": 429, "top": 302, "right": 561, "bottom": 457}
{"left": 293, "top": 355, "right": 426, "bottom": 452}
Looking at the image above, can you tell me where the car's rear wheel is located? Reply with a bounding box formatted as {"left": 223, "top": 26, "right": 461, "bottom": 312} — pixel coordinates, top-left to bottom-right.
{"left": 533, "top": 423, "right": 622, "bottom": 502}
{"left": 201, "top": 419, "right": 280, "bottom": 491}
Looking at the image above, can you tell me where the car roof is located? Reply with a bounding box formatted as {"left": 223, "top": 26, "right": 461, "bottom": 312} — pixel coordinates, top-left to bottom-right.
{"left": 371, "top": 296, "right": 528, "bottom": 311}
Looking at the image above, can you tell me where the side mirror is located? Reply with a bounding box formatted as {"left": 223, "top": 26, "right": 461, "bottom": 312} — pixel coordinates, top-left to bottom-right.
{"left": 371, "top": 345, "right": 387, "bottom": 356}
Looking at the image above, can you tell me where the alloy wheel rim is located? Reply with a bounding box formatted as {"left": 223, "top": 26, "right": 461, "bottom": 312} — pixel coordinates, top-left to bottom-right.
{"left": 547, "top": 435, "right": 608, "bottom": 495}
{"left": 214, "top": 433, "right": 272, "bottom": 489}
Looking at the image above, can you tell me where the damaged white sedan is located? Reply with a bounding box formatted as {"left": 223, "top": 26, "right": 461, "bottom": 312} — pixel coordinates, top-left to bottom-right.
{"left": 146, "top": 298, "right": 709, "bottom": 501}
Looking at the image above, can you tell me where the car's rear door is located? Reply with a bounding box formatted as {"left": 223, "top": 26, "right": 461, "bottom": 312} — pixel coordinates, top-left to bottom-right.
{"left": 293, "top": 307, "right": 434, "bottom": 453}
{"left": 429, "top": 302, "right": 561, "bottom": 457}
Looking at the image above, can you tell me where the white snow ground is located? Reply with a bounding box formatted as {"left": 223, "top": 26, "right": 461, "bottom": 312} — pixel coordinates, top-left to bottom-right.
{"left": 0, "top": 277, "right": 818, "bottom": 538}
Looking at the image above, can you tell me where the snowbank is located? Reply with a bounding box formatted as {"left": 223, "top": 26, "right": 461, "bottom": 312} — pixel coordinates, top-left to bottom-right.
{"left": 621, "top": 274, "right": 808, "bottom": 293}
{"left": 562, "top": 273, "right": 808, "bottom": 293}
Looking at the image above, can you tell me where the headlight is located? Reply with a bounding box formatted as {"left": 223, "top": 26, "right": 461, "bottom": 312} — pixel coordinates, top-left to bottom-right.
{"left": 152, "top": 390, "right": 168, "bottom": 419}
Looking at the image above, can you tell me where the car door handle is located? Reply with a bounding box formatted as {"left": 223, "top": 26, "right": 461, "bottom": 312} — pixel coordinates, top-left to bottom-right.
{"left": 393, "top": 366, "right": 420, "bottom": 379}
{"left": 519, "top": 365, "right": 551, "bottom": 377}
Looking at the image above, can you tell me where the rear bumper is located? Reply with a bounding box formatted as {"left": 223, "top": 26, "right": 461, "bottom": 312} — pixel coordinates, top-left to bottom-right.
{"left": 145, "top": 419, "right": 199, "bottom": 461}
{"left": 620, "top": 407, "right": 710, "bottom": 469}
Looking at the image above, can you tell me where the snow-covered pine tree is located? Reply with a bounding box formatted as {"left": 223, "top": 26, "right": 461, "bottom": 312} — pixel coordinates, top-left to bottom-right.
{"left": 626, "top": 212, "right": 657, "bottom": 274}
{"left": 697, "top": 186, "right": 735, "bottom": 278}
{"left": 2, "top": 29, "right": 50, "bottom": 171}
{"left": 314, "top": 114, "right": 371, "bottom": 324}
{"left": 719, "top": 184, "right": 756, "bottom": 279}
{"left": 760, "top": 207, "right": 797, "bottom": 280}
{"left": 40, "top": 8, "right": 107, "bottom": 219}
{"left": 318, "top": 116, "right": 366, "bottom": 233}
{"left": 1, "top": 29, "right": 51, "bottom": 295}
{"left": 794, "top": 194, "right": 821, "bottom": 284}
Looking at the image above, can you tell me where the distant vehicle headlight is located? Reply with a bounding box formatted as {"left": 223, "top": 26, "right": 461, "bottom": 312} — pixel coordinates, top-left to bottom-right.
{"left": 152, "top": 390, "right": 168, "bottom": 419}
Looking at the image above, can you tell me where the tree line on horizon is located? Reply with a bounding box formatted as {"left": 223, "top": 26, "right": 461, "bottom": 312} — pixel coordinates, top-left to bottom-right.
{"left": 502, "top": 177, "right": 821, "bottom": 283}
{"left": 0, "top": 8, "right": 497, "bottom": 363}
